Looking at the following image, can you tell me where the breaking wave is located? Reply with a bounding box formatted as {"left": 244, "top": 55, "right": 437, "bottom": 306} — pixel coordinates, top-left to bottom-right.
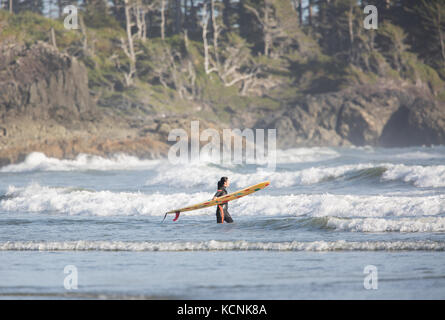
{"left": 0, "top": 147, "right": 339, "bottom": 173}
{"left": 1, "top": 240, "right": 444, "bottom": 251}
{"left": 322, "top": 217, "right": 445, "bottom": 233}
{"left": 2, "top": 151, "right": 444, "bottom": 190}
{"left": 382, "top": 164, "right": 445, "bottom": 188}
{"left": 145, "top": 163, "right": 445, "bottom": 189}
{"left": 2, "top": 184, "right": 444, "bottom": 218}
{"left": 144, "top": 163, "right": 382, "bottom": 189}
{"left": 0, "top": 152, "right": 161, "bottom": 172}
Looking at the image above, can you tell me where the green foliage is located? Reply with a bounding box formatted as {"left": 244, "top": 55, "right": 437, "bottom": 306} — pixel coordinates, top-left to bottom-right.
{"left": 0, "top": 10, "right": 82, "bottom": 48}
{"left": 83, "top": 0, "right": 121, "bottom": 29}
{"left": 403, "top": 52, "right": 445, "bottom": 97}
{"left": 377, "top": 22, "right": 409, "bottom": 72}
{"left": 1, "top": 0, "right": 444, "bottom": 119}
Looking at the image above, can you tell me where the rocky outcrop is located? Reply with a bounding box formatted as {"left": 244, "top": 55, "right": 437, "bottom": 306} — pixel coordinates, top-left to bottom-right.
{"left": 0, "top": 41, "right": 172, "bottom": 165}
{"left": 380, "top": 98, "right": 445, "bottom": 147}
{"left": 251, "top": 84, "right": 445, "bottom": 148}
{"left": 1, "top": 41, "right": 444, "bottom": 166}
{"left": 0, "top": 41, "right": 94, "bottom": 121}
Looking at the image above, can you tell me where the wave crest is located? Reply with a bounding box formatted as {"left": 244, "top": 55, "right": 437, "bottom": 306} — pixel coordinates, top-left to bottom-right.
{"left": 324, "top": 217, "right": 445, "bottom": 233}
{"left": 2, "top": 184, "right": 444, "bottom": 218}
{"left": 0, "top": 152, "right": 160, "bottom": 172}
{"left": 1, "top": 240, "right": 443, "bottom": 252}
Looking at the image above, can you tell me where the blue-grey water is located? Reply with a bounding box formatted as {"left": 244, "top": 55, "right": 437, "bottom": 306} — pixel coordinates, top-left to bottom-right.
{"left": 1, "top": 146, "right": 445, "bottom": 299}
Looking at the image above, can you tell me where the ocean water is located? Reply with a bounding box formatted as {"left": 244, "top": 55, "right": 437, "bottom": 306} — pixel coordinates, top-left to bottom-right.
{"left": 1, "top": 146, "right": 445, "bottom": 299}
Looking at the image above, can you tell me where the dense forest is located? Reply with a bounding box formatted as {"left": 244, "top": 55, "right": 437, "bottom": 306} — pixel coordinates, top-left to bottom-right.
{"left": 0, "top": 0, "right": 444, "bottom": 163}
{"left": 1, "top": 0, "right": 444, "bottom": 115}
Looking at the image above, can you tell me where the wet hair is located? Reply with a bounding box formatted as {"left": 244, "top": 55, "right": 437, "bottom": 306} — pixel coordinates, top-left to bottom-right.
{"left": 217, "top": 177, "right": 228, "bottom": 189}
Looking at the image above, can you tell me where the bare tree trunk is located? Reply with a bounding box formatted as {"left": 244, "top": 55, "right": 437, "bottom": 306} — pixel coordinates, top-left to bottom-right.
{"left": 211, "top": 0, "right": 221, "bottom": 67}
{"left": 9, "top": 0, "right": 12, "bottom": 13}
{"left": 134, "top": 0, "right": 147, "bottom": 41}
{"left": 201, "top": 3, "right": 217, "bottom": 75}
{"left": 50, "top": 27, "right": 57, "bottom": 48}
{"left": 202, "top": 4, "right": 210, "bottom": 73}
{"left": 160, "top": 0, "right": 166, "bottom": 40}
{"left": 348, "top": 3, "right": 354, "bottom": 62}
{"left": 121, "top": 0, "right": 136, "bottom": 86}
{"left": 79, "top": 14, "right": 90, "bottom": 55}
{"left": 264, "top": 0, "right": 270, "bottom": 56}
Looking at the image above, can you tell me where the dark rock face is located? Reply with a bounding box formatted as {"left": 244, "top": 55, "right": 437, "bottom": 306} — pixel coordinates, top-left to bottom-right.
{"left": 0, "top": 41, "right": 171, "bottom": 165}
{"left": 251, "top": 86, "right": 445, "bottom": 148}
{"left": 0, "top": 41, "right": 444, "bottom": 166}
{"left": 380, "top": 98, "right": 445, "bottom": 147}
{"left": 0, "top": 41, "right": 93, "bottom": 120}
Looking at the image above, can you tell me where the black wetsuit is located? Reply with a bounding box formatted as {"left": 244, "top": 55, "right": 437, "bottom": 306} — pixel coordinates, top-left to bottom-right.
{"left": 214, "top": 187, "right": 233, "bottom": 224}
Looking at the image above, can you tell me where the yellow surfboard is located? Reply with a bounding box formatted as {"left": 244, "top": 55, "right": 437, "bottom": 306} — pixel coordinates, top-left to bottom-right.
{"left": 163, "top": 181, "right": 270, "bottom": 222}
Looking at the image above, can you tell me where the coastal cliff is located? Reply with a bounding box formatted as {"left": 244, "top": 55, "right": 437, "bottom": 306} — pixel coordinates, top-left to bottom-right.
{"left": 1, "top": 4, "right": 445, "bottom": 165}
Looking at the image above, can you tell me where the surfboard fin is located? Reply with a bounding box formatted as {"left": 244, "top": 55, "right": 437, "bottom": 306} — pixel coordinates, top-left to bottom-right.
{"left": 161, "top": 211, "right": 181, "bottom": 222}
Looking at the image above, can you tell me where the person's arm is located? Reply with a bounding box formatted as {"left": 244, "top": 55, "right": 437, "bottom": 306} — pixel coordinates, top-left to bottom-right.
{"left": 213, "top": 190, "right": 223, "bottom": 200}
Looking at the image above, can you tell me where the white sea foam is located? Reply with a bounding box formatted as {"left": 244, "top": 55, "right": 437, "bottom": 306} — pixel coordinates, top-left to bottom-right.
{"left": 0, "top": 184, "right": 210, "bottom": 217}
{"left": 325, "top": 217, "right": 445, "bottom": 232}
{"left": 3, "top": 151, "right": 444, "bottom": 190}
{"left": 275, "top": 147, "right": 340, "bottom": 163}
{"left": 0, "top": 152, "right": 161, "bottom": 172}
{"left": 145, "top": 163, "right": 382, "bottom": 189}
{"left": 2, "top": 184, "right": 444, "bottom": 218}
{"left": 144, "top": 162, "right": 445, "bottom": 189}
{"left": 0, "top": 147, "right": 338, "bottom": 173}
{"left": 0, "top": 240, "right": 443, "bottom": 251}
{"left": 237, "top": 193, "right": 445, "bottom": 218}
{"left": 393, "top": 151, "right": 445, "bottom": 160}
{"left": 382, "top": 164, "right": 445, "bottom": 188}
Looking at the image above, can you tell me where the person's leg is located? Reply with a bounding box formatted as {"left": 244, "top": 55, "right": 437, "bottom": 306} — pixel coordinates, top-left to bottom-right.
{"left": 216, "top": 206, "right": 223, "bottom": 223}
{"left": 224, "top": 210, "right": 234, "bottom": 223}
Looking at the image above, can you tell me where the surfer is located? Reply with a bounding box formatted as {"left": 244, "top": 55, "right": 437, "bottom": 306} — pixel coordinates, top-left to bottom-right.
{"left": 213, "top": 177, "right": 234, "bottom": 224}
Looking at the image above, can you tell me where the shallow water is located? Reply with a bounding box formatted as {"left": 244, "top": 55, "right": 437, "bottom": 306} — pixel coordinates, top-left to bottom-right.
{"left": 1, "top": 146, "right": 445, "bottom": 299}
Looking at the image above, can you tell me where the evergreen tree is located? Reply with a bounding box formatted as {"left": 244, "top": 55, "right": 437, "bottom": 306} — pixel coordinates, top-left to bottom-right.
{"left": 414, "top": 0, "right": 445, "bottom": 71}
{"left": 14, "top": 0, "right": 45, "bottom": 14}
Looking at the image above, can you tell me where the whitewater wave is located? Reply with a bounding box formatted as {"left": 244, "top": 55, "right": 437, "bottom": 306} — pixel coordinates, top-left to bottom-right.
{"left": 382, "top": 164, "right": 445, "bottom": 188}
{"left": 0, "top": 148, "right": 339, "bottom": 173}
{"left": 1, "top": 240, "right": 443, "bottom": 251}
{"left": 144, "top": 162, "right": 445, "bottom": 189}
{"left": 0, "top": 152, "right": 161, "bottom": 172}
{"left": 0, "top": 184, "right": 210, "bottom": 217}
{"left": 392, "top": 151, "right": 445, "bottom": 160}
{"left": 144, "top": 163, "right": 383, "bottom": 189}
{"left": 2, "top": 184, "right": 444, "bottom": 218}
{"left": 2, "top": 151, "right": 444, "bottom": 190}
{"left": 323, "top": 217, "right": 445, "bottom": 233}
{"left": 274, "top": 147, "right": 340, "bottom": 163}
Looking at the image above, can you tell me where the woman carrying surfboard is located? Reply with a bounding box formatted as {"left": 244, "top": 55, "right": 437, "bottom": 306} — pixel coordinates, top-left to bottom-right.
{"left": 162, "top": 180, "right": 269, "bottom": 222}
{"left": 213, "top": 177, "right": 234, "bottom": 224}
